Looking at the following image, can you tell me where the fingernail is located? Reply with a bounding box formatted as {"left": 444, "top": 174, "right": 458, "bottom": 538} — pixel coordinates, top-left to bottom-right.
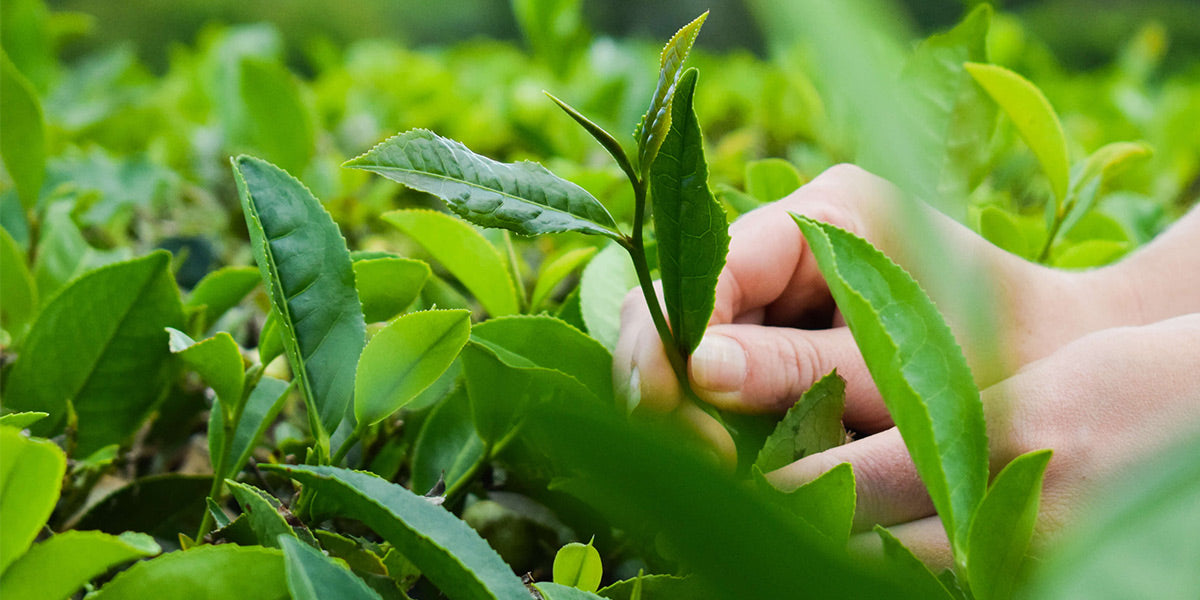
{"left": 625, "top": 366, "right": 642, "bottom": 415}
{"left": 690, "top": 335, "right": 746, "bottom": 394}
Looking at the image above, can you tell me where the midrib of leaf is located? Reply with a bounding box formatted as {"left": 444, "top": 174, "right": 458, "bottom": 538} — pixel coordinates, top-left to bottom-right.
{"left": 363, "top": 165, "right": 621, "bottom": 239}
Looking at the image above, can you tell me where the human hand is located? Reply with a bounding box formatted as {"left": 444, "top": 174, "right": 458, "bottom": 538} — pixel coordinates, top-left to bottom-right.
{"left": 765, "top": 314, "right": 1200, "bottom": 568}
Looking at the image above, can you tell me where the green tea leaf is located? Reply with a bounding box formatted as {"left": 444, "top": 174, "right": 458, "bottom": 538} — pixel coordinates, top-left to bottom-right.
{"left": 355, "top": 309, "right": 471, "bottom": 428}
{"left": 792, "top": 215, "right": 987, "bottom": 565}
{"left": 411, "top": 386, "right": 485, "bottom": 496}
{"left": 875, "top": 526, "right": 956, "bottom": 599}
{"left": 579, "top": 241, "right": 638, "bottom": 350}
{"left": 545, "top": 92, "right": 637, "bottom": 186}
{"left": 752, "top": 462, "right": 856, "bottom": 545}
{"left": 227, "top": 480, "right": 310, "bottom": 549}
{"left": 754, "top": 370, "right": 846, "bottom": 473}
{"left": 224, "top": 375, "right": 291, "bottom": 480}
{"left": 538, "top": 582, "right": 607, "bottom": 600}
{"left": 472, "top": 315, "right": 613, "bottom": 400}
{"left": 259, "top": 309, "right": 284, "bottom": 366}
{"left": 75, "top": 474, "right": 211, "bottom": 539}
{"left": 649, "top": 68, "right": 730, "bottom": 356}
{"left": 238, "top": 58, "right": 313, "bottom": 175}
{"left": 635, "top": 12, "right": 708, "bottom": 175}
{"left": 264, "top": 464, "right": 531, "bottom": 600}
{"left": 0, "top": 226, "right": 36, "bottom": 339}
{"left": 512, "top": 0, "right": 587, "bottom": 75}
{"left": 89, "top": 544, "right": 289, "bottom": 600}
{"left": 966, "top": 449, "right": 1052, "bottom": 600}
{"left": 0, "top": 426, "right": 66, "bottom": 573}
{"left": 530, "top": 246, "right": 597, "bottom": 313}
{"left": 167, "top": 328, "right": 245, "bottom": 411}
{"left": 0, "top": 412, "right": 48, "bottom": 429}
{"left": 383, "top": 209, "right": 519, "bottom": 317}
{"left": 0, "top": 51, "right": 45, "bottom": 209}
{"left": 1058, "top": 141, "right": 1153, "bottom": 241}
{"left": 4, "top": 252, "right": 184, "bottom": 454}
{"left": 353, "top": 256, "right": 430, "bottom": 322}
{"left": 347, "top": 130, "right": 621, "bottom": 240}
{"left": 978, "top": 206, "right": 1033, "bottom": 260}
{"left": 1051, "top": 239, "right": 1131, "bottom": 269}
{"left": 0, "top": 531, "right": 160, "bottom": 600}
{"left": 745, "top": 158, "right": 804, "bottom": 203}
{"left": 280, "top": 535, "right": 383, "bottom": 600}
{"left": 552, "top": 541, "right": 603, "bottom": 592}
{"left": 32, "top": 202, "right": 130, "bottom": 307}
{"left": 185, "top": 265, "right": 261, "bottom": 330}
{"left": 965, "top": 62, "right": 1070, "bottom": 206}
{"left": 233, "top": 155, "right": 366, "bottom": 447}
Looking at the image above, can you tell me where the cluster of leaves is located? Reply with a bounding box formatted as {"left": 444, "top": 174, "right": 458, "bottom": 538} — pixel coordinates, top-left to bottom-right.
{"left": 1, "top": 0, "right": 1198, "bottom": 599}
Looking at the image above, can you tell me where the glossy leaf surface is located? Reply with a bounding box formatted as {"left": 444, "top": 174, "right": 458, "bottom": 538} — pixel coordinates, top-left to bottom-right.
{"left": 353, "top": 256, "right": 430, "bottom": 322}
{"left": 552, "top": 541, "right": 603, "bottom": 592}
{"left": 0, "top": 531, "right": 159, "bottom": 600}
{"left": 0, "top": 426, "right": 66, "bottom": 573}
{"left": 347, "top": 130, "right": 621, "bottom": 240}
{"left": 90, "top": 544, "right": 289, "bottom": 600}
{"left": 167, "top": 328, "right": 244, "bottom": 410}
{"left": 185, "top": 265, "right": 261, "bottom": 329}
{"left": 635, "top": 12, "right": 707, "bottom": 175}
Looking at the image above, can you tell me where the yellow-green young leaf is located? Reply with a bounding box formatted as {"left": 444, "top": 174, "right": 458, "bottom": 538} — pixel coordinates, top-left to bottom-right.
{"left": 875, "top": 526, "right": 956, "bottom": 599}
{"left": 347, "top": 131, "right": 621, "bottom": 241}
{"left": 792, "top": 215, "right": 987, "bottom": 565}
{"left": 233, "top": 155, "right": 365, "bottom": 446}
{"left": 1074, "top": 141, "right": 1153, "bottom": 193}
{"left": 0, "top": 412, "right": 48, "bottom": 429}
{"left": 383, "top": 209, "right": 520, "bottom": 317}
{"left": 89, "top": 544, "right": 289, "bottom": 600}
{"left": 578, "top": 241, "right": 638, "bottom": 350}
{"left": 0, "top": 531, "right": 160, "bottom": 600}
{"left": 537, "top": 582, "right": 608, "bottom": 600}
{"left": 355, "top": 309, "right": 471, "bottom": 428}
{"left": 1052, "top": 239, "right": 1131, "bottom": 269}
{"left": 745, "top": 158, "right": 804, "bottom": 203}
{"left": 965, "top": 62, "right": 1070, "bottom": 206}
{"left": 635, "top": 12, "right": 708, "bottom": 175}
{"left": 0, "top": 426, "right": 66, "bottom": 573}
{"left": 650, "top": 68, "right": 730, "bottom": 356}
{"left": 353, "top": 257, "right": 430, "bottom": 323}
{"left": 410, "top": 386, "right": 484, "bottom": 496}
{"left": 280, "top": 535, "right": 383, "bottom": 600}
{"left": 167, "top": 328, "right": 245, "bottom": 410}
{"left": 552, "top": 541, "right": 603, "bottom": 592}
{"left": 185, "top": 265, "right": 261, "bottom": 329}
{"left": 967, "top": 449, "right": 1052, "bottom": 600}
{"left": 0, "top": 52, "right": 45, "bottom": 209}
{"left": 4, "top": 252, "right": 185, "bottom": 454}
{"left": 263, "top": 465, "right": 531, "bottom": 600}
{"left": 751, "top": 462, "right": 856, "bottom": 546}
{"left": 238, "top": 59, "right": 313, "bottom": 175}
{"left": 978, "top": 206, "right": 1033, "bottom": 260}
{"left": 754, "top": 370, "right": 846, "bottom": 473}
{"left": 0, "top": 226, "right": 36, "bottom": 338}
{"left": 531, "top": 246, "right": 598, "bottom": 313}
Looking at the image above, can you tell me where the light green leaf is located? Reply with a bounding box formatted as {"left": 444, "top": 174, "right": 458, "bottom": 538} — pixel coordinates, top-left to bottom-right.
{"left": 473, "top": 315, "right": 612, "bottom": 400}
{"left": 1058, "top": 141, "right": 1153, "bottom": 242}
{"left": 225, "top": 375, "right": 291, "bottom": 480}
{"left": 752, "top": 462, "right": 856, "bottom": 546}
{"left": 538, "top": 582, "right": 607, "bottom": 600}
{"left": 965, "top": 62, "right": 1070, "bottom": 206}
{"left": 635, "top": 12, "right": 708, "bottom": 175}
{"left": 1051, "top": 239, "right": 1131, "bottom": 269}
{"left": 383, "top": 209, "right": 519, "bottom": 317}
{"left": 238, "top": 58, "right": 313, "bottom": 175}
{"left": 89, "top": 544, "right": 289, "bottom": 600}
{"left": 545, "top": 92, "right": 637, "bottom": 186}
{"left": 353, "top": 256, "right": 430, "bottom": 322}
{"left": 966, "top": 449, "right": 1051, "bottom": 600}
{"left": 0, "top": 412, "right": 48, "bottom": 429}
{"left": 233, "top": 155, "right": 366, "bottom": 449}
{"left": 531, "top": 246, "right": 598, "bottom": 313}
{"left": 280, "top": 535, "right": 383, "bottom": 600}
{"left": 978, "top": 206, "right": 1033, "bottom": 260}
{"left": 347, "top": 130, "right": 621, "bottom": 240}
{"left": 650, "top": 68, "right": 730, "bottom": 356}
{"left": 754, "top": 370, "right": 846, "bottom": 473}
{"left": 792, "top": 215, "right": 987, "bottom": 566}
{"left": 875, "top": 526, "right": 956, "bottom": 599}
{"left": 579, "top": 241, "right": 638, "bottom": 350}
{"left": 227, "top": 480, "right": 308, "bottom": 549}
{"left": 4, "top": 252, "right": 185, "bottom": 454}
{"left": 0, "top": 226, "right": 36, "bottom": 339}
{"left": 0, "top": 426, "right": 66, "bottom": 574}
{"left": 552, "top": 541, "right": 603, "bottom": 592}
{"left": 0, "top": 531, "right": 160, "bottom": 600}
{"left": 185, "top": 265, "right": 261, "bottom": 330}
{"left": 264, "top": 464, "right": 531, "bottom": 600}
{"left": 0, "top": 51, "right": 45, "bottom": 209}
{"left": 355, "top": 309, "right": 471, "bottom": 428}
{"left": 411, "top": 386, "right": 484, "bottom": 496}
{"left": 167, "top": 328, "right": 245, "bottom": 411}
{"left": 745, "top": 158, "right": 804, "bottom": 203}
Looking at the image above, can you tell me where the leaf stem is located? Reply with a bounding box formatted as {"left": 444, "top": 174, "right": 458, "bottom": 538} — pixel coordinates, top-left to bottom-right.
{"left": 331, "top": 424, "right": 363, "bottom": 466}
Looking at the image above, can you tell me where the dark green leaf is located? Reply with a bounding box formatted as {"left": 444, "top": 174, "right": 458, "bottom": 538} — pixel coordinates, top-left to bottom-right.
{"left": 89, "top": 544, "right": 289, "bottom": 600}
{"left": 0, "top": 51, "right": 45, "bottom": 209}
{"left": 355, "top": 309, "right": 471, "bottom": 428}
{"left": 752, "top": 462, "right": 856, "bottom": 545}
{"left": 792, "top": 215, "right": 987, "bottom": 565}
{"left": 354, "top": 257, "right": 430, "bottom": 322}
{"left": 185, "top": 265, "right": 261, "bottom": 330}
{"left": 0, "top": 226, "right": 36, "bottom": 339}
{"left": 227, "top": 480, "right": 312, "bottom": 549}
{"left": 383, "top": 209, "right": 519, "bottom": 317}
{"left": 598, "top": 574, "right": 715, "bottom": 600}
{"left": 4, "top": 252, "right": 185, "bottom": 454}
{"left": 224, "top": 375, "right": 291, "bottom": 479}
{"left": 233, "top": 155, "right": 366, "bottom": 448}
{"left": 281, "top": 535, "right": 384, "bottom": 600}
{"left": 264, "top": 464, "right": 531, "bottom": 600}
{"left": 649, "top": 68, "right": 730, "bottom": 356}
{"left": 0, "top": 531, "right": 160, "bottom": 600}
{"left": 537, "top": 582, "right": 607, "bottom": 600}
{"left": 744, "top": 158, "right": 804, "bottom": 203}
{"left": 545, "top": 92, "right": 636, "bottom": 186}
{"left": 530, "top": 246, "right": 597, "bottom": 313}
{"left": 635, "top": 12, "right": 708, "bottom": 175}
{"left": 552, "top": 541, "right": 602, "bottom": 592}
{"left": 411, "top": 386, "right": 484, "bottom": 496}
{"left": 75, "top": 474, "right": 211, "bottom": 539}
{"left": 966, "top": 449, "right": 1051, "bottom": 600}
{"left": 875, "top": 526, "right": 955, "bottom": 599}
{"left": 754, "top": 370, "right": 846, "bottom": 473}
{"left": 347, "top": 130, "right": 621, "bottom": 240}
{"left": 0, "top": 426, "right": 66, "bottom": 573}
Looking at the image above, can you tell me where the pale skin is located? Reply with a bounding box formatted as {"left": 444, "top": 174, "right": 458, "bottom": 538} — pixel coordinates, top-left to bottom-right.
{"left": 614, "top": 164, "right": 1200, "bottom": 568}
